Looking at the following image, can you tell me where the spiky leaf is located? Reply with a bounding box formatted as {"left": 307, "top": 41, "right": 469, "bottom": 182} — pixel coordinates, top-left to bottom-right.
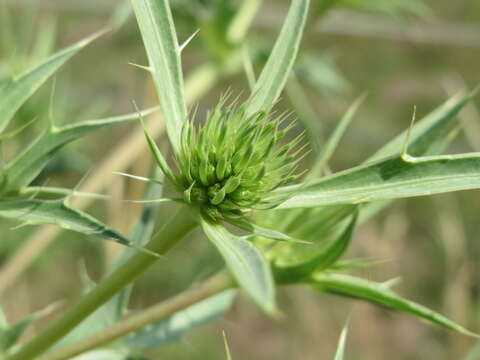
{"left": 312, "top": 273, "right": 477, "bottom": 337}
{"left": 0, "top": 30, "right": 105, "bottom": 133}
{"left": 201, "top": 220, "right": 276, "bottom": 314}
{"left": 0, "top": 107, "right": 157, "bottom": 193}
{"left": 131, "top": 0, "right": 188, "bottom": 155}
{"left": 247, "top": 0, "right": 310, "bottom": 115}
{"left": 277, "top": 153, "right": 480, "bottom": 208}
{"left": 0, "top": 199, "right": 130, "bottom": 246}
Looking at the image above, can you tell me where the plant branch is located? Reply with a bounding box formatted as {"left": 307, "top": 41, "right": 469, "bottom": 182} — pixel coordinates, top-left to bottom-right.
{"left": 38, "top": 272, "right": 234, "bottom": 360}
{"left": 7, "top": 206, "right": 198, "bottom": 360}
{"left": 0, "top": 62, "right": 224, "bottom": 298}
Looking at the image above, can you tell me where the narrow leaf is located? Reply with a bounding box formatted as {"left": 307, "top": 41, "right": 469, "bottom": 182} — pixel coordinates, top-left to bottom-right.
{"left": 131, "top": 0, "right": 188, "bottom": 154}
{"left": 277, "top": 153, "right": 480, "bottom": 208}
{"left": 369, "top": 91, "right": 474, "bottom": 161}
{"left": 247, "top": 0, "right": 310, "bottom": 115}
{"left": 0, "top": 199, "right": 130, "bottom": 246}
{"left": 0, "top": 107, "right": 158, "bottom": 193}
{"left": 201, "top": 220, "right": 276, "bottom": 314}
{"left": 312, "top": 273, "right": 478, "bottom": 337}
{"left": 0, "top": 29, "right": 105, "bottom": 133}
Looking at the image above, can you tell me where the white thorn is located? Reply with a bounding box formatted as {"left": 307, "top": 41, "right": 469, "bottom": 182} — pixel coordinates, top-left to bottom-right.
{"left": 128, "top": 62, "right": 153, "bottom": 72}
{"left": 402, "top": 105, "right": 417, "bottom": 157}
{"left": 113, "top": 171, "right": 152, "bottom": 183}
{"left": 179, "top": 29, "right": 200, "bottom": 53}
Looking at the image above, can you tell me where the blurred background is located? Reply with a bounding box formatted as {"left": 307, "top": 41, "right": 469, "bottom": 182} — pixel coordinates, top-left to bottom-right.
{"left": 1, "top": 0, "right": 480, "bottom": 359}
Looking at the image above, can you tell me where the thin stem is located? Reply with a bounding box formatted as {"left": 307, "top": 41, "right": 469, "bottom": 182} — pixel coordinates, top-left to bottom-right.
{"left": 7, "top": 206, "right": 198, "bottom": 360}
{"left": 38, "top": 272, "right": 234, "bottom": 360}
{"left": 227, "top": 0, "right": 263, "bottom": 44}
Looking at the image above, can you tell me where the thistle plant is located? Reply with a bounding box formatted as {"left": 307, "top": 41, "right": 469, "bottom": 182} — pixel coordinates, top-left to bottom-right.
{"left": 3, "top": 0, "right": 480, "bottom": 360}
{"left": 156, "top": 100, "right": 302, "bottom": 221}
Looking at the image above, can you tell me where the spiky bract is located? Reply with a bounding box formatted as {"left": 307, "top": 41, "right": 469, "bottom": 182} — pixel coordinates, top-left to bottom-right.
{"left": 171, "top": 101, "right": 303, "bottom": 220}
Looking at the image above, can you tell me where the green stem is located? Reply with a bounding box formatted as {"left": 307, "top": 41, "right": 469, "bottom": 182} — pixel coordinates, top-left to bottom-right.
{"left": 227, "top": 0, "right": 263, "bottom": 44}
{"left": 38, "top": 272, "right": 234, "bottom": 360}
{"left": 8, "top": 205, "right": 198, "bottom": 360}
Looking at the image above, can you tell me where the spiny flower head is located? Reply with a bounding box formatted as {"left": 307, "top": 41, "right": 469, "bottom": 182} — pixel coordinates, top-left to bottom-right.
{"left": 171, "top": 100, "right": 305, "bottom": 221}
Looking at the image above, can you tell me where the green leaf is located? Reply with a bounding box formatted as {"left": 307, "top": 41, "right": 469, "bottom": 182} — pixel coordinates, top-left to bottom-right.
{"left": 334, "top": 323, "right": 348, "bottom": 360}
{"left": 369, "top": 91, "right": 474, "bottom": 161}
{"left": 0, "top": 29, "right": 105, "bottom": 134}
{"left": 277, "top": 152, "right": 480, "bottom": 208}
{"left": 296, "top": 53, "right": 350, "bottom": 98}
{"left": 274, "top": 209, "right": 357, "bottom": 283}
{"left": 201, "top": 220, "right": 276, "bottom": 314}
{"left": 126, "top": 290, "right": 236, "bottom": 350}
{"left": 247, "top": 0, "right": 310, "bottom": 115}
{"left": 0, "top": 107, "right": 158, "bottom": 193}
{"left": 311, "top": 273, "right": 478, "bottom": 337}
{"left": 0, "top": 199, "right": 131, "bottom": 246}
{"left": 131, "top": 0, "right": 188, "bottom": 155}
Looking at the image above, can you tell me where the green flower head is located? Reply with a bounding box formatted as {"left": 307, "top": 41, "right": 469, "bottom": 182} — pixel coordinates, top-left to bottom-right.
{"left": 168, "top": 99, "right": 304, "bottom": 221}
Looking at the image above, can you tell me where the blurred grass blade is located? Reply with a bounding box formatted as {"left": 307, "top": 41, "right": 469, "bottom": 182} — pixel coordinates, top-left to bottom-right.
{"left": 286, "top": 74, "right": 322, "bottom": 153}
{"left": 0, "top": 107, "right": 158, "bottom": 193}
{"left": 0, "top": 30, "right": 105, "bottom": 134}
{"left": 277, "top": 152, "right": 480, "bottom": 208}
{"left": 0, "top": 199, "right": 131, "bottom": 246}
{"left": 312, "top": 273, "right": 478, "bottom": 337}
{"left": 131, "top": 0, "right": 188, "bottom": 155}
{"left": 275, "top": 209, "right": 357, "bottom": 283}
{"left": 334, "top": 323, "right": 348, "bottom": 360}
{"left": 223, "top": 330, "right": 233, "bottom": 360}
{"left": 201, "top": 220, "right": 276, "bottom": 314}
{"left": 463, "top": 342, "right": 480, "bottom": 360}
{"left": 295, "top": 53, "right": 350, "bottom": 98}
{"left": 247, "top": 0, "right": 309, "bottom": 115}
{"left": 126, "top": 290, "right": 236, "bottom": 350}
{"left": 30, "top": 15, "right": 57, "bottom": 65}
{"left": 308, "top": 95, "right": 364, "bottom": 179}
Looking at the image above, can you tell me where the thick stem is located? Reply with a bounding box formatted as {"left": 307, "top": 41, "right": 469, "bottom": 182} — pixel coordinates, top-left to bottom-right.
{"left": 38, "top": 272, "right": 234, "bottom": 360}
{"left": 8, "top": 206, "right": 198, "bottom": 360}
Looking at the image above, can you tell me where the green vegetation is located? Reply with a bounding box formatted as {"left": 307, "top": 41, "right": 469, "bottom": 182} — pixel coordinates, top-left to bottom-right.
{"left": 1, "top": 0, "right": 480, "bottom": 359}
